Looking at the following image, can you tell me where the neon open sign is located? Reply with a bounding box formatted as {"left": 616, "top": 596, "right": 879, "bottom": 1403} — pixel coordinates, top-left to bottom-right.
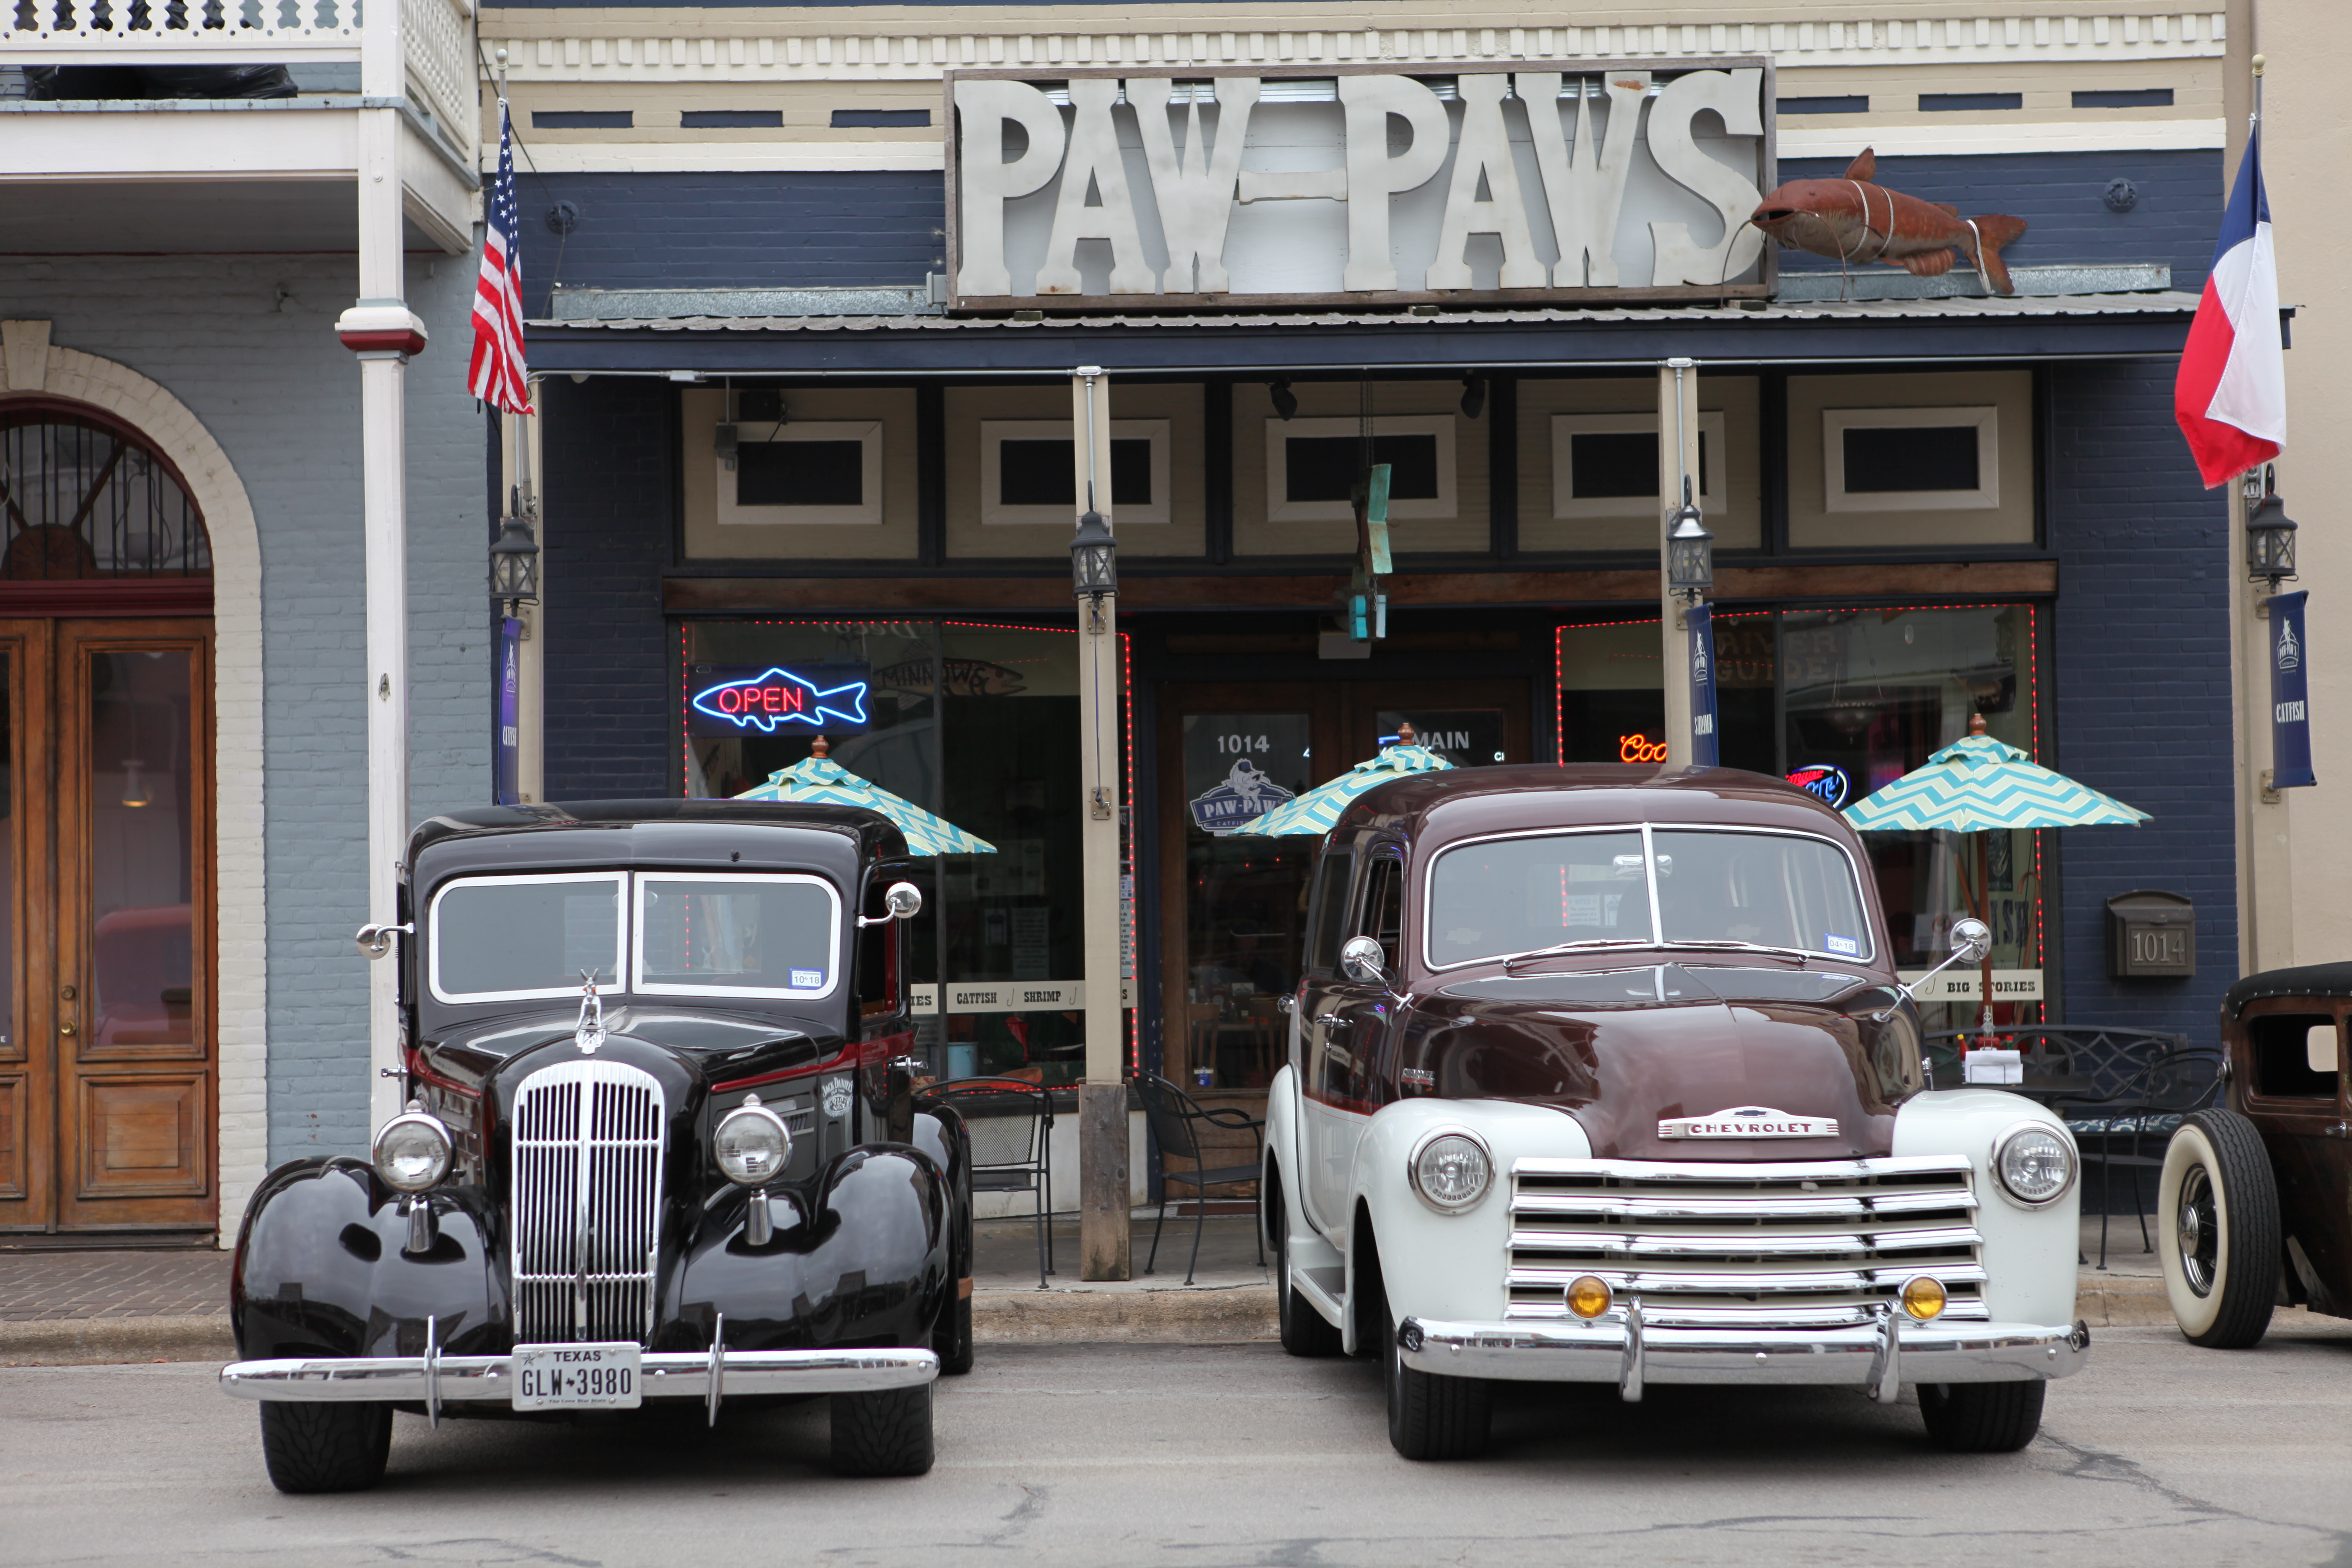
{"left": 687, "top": 665, "right": 872, "bottom": 736}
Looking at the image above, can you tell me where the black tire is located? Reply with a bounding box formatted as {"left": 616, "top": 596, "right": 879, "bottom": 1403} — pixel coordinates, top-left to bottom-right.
{"left": 830, "top": 1384, "right": 936, "bottom": 1477}
{"left": 1274, "top": 1186, "right": 1342, "bottom": 1359}
{"left": 934, "top": 1289, "right": 975, "bottom": 1376}
{"left": 1918, "top": 1380, "right": 2045, "bottom": 1452}
{"left": 1373, "top": 1250, "right": 1488, "bottom": 1460}
{"left": 2160, "top": 1109, "right": 2282, "bottom": 1349}
{"left": 257, "top": 1400, "right": 392, "bottom": 1494}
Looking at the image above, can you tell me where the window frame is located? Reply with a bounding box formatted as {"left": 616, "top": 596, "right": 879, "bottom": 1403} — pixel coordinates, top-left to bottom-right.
{"left": 1821, "top": 405, "right": 1999, "bottom": 513}
{"left": 630, "top": 870, "right": 846, "bottom": 1001}
{"left": 1550, "top": 410, "right": 1728, "bottom": 519}
{"left": 715, "top": 419, "right": 885, "bottom": 527}
{"left": 426, "top": 871, "right": 629, "bottom": 1005}
{"left": 1264, "top": 414, "right": 1457, "bottom": 523}
{"left": 979, "top": 418, "right": 1173, "bottom": 526}
{"left": 1420, "top": 823, "right": 1878, "bottom": 972}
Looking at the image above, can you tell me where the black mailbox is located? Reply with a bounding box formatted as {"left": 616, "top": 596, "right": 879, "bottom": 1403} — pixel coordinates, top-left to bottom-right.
{"left": 2107, "top": 890, "right": 2195, "bottom": 979}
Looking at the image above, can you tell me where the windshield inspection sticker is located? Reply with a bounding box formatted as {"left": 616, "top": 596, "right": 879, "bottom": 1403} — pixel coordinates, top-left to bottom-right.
{"left": 1823, "top": 934, "right": 1859, "bottom": 956}
{"left": 790, "top": 969, "right": 825, "bottom": 988}
{"left": 1659, "top": 1106, "right": 1840, "bottom": 1139}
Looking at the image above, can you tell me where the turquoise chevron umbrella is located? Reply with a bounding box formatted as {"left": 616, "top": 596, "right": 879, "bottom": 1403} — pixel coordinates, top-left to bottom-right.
{"left": 1232, "top": 728, "right": 1455, "bottom": 838}
{"left": 734, "top": 738, "right": 995, "bottom": 856}
{"left": 1843, "top": 716, "right": 2145, "bottom": 1031}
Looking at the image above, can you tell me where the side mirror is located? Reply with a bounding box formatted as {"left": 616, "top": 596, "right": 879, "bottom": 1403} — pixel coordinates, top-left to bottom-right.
{"left": 356, "top": 921, "right": 411, "bottom": 959}
{"left": 1340, "top": 935, "right": 1390, "bottom": 987}
{"left": 860, "top": 881, "right": 923, "bottom": 928}
{"left": 1876, "top": 915, "right": 1994, "bottom": 1021}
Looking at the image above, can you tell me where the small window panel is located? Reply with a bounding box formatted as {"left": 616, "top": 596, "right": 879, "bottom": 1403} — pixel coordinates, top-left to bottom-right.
{"left": 1821, "top": 406, "right": 1999, "bottom": 512}
{"left": 428, "top": 872, "right": 628, "bottom": 1005}
{"left": 1550, "top": 412, "right": 1727, "bottom": 519}
{"left": 716, "top": 420, "right": 883, "bottom": 526}
{"left": 1266, "top": 415, "right": 1457, "bottom": 523}
{"left": 632, "top": 872, "right": 843, "bottom": 1001}
{"left": 979, "top": 419, "right": 1171, "bottom": 525}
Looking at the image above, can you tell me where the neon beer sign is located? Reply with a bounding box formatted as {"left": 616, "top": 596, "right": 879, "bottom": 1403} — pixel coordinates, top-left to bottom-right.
{"left": 688, "top": 665, "right": 872, "bottom": 735}
{"left": 1618, "top": 734, "right": 1670, "bottom": 764}
{"left": 1785, "top": 763, "right": 1852, "bottom": 808}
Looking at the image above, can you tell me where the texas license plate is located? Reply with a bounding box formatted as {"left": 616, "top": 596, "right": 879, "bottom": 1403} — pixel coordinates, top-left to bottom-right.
{"left": 511, "top": 1342, "right": 643, "bottom": 1410}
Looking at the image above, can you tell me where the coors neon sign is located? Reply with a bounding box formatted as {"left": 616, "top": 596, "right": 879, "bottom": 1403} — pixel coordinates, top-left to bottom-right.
{"left": 947, "top": 61, "right": 1773, "bottom": 310}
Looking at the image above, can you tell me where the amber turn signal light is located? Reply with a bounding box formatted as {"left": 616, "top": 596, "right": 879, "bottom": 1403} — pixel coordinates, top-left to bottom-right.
{"left": 1565, "top": 1275, "right": 1613, "bottom": 1319}
{"left": 1901, "top": 1275, "right": 1947, "bottom": 1320}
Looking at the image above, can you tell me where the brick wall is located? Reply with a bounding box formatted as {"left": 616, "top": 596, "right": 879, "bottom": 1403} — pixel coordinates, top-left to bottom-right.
{"left": 2049, "top": 360, "right": 2236, "bottom": 1035}
{"left": 524, "top": 172, "right": 944, "bottom": 312}
{"left": 541, "top": 374, "right": 676, "bottom": 799}
{"left": 1778, "top": 149, "right": 2223, "bottom": 289}
{"left": 0, "top": 254, "right": 489, "bottom": 1164}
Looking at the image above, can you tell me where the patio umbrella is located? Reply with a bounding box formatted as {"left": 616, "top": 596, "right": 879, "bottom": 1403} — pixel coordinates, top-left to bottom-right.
{"left": 1231, "top": 721, "right": 1455, "bottom": 838}
{"left": 1841, "top": 713, "right": 2146, "bottom": 1032}
{"left": 733, "top": 735, "right": 996, "bottom": 856}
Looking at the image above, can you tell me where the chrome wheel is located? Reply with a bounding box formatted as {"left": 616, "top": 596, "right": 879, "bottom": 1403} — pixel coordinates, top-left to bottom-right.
{"left": 2176, "top": 1164, "right": 2218, "bottom": 1297}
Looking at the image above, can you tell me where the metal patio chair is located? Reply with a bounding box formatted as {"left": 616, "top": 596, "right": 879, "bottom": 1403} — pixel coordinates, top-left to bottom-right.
{"left": 913, "top": 1076, "right": 1055, "bottom": 1289}
{"left": 1135, "top": 1073, "right": 1265, "bottom": 1287}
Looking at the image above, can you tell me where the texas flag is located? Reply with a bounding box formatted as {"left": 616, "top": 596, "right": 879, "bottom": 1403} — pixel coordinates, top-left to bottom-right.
{"left": 2174, "top": 124, "right": 2284, "bottom": 488}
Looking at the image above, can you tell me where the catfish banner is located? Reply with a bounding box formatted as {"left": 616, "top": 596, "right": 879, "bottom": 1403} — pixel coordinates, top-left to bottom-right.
{"left": 949, "top": 61, "right": 1772, "bottom": 308}
{"left": 1687, "top": 602, "right": 1720, "bottom": 769}
{"left": 2271, "top": 590, "right": 2315, "bottom": 789}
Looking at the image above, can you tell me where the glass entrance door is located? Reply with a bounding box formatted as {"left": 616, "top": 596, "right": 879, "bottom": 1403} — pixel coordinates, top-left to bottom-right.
{"left": 0, "top": 618, "right": 214, "bottom": 1235}
{"left": 1156, "top": 679, "right": 1529, "bottom": 1093}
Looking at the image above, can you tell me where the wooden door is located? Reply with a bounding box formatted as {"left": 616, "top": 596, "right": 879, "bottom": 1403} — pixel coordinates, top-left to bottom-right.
{"left": 0, "top": 617, "right": 214, "bottom": 1234}
{"left": 0, "top": 622, "right": 53, "bottom": 1225}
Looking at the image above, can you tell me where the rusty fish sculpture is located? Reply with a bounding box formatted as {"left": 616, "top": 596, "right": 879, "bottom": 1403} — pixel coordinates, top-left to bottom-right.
{"left": 1749, "top": 149, "right": 2027, "bottom": 295}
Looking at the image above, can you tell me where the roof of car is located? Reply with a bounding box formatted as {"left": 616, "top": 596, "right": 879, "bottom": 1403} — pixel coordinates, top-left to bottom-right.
{"left": 2222, "top": 962, "right": 2352, "bottom": 1020}
{"left": 1335, "top": 763, "right": 1858, "bottom": 849}
{"left": 406, "top": 798, "right": 911, "bottom": 868}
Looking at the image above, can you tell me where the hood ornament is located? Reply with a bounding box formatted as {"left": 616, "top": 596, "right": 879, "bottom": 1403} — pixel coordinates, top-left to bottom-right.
{"left": 575, "top": 970, "right": 608, "bottom": 1054}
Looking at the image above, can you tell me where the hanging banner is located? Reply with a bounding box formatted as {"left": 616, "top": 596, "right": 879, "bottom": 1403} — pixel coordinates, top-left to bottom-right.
{"left": 495, "top": 616, "right": 523, "bottom": 806}
{"left": 1687, "top": 603, "right": 1720, "bottom": 769}
{"left": 2270, "top": 590, "right": 2315, "bottom": 789}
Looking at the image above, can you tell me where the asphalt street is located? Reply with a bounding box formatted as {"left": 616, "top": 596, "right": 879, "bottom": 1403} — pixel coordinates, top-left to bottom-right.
{"left": 7, "top": 1321, "right": 2352, "bottom": 1568}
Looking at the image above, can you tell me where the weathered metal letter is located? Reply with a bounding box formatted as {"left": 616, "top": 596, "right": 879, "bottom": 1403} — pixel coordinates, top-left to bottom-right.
{"left": 1338, "top": 75, "right": 1449, "bottom": 292}
{"left": 1425, "top": 72, "right": 1546, "bottom": 290}
{"left": 1646, "top": 67, "right": 1768, "bottom": 287}
{"left": 1130, "top": 77, "right": 1260, "bottom": 294}
{"left": 953, "top": 79, "right": 1067, "bottom": 297}
{"left": 1037, "top": 79, "right": 1157, "bottom": 295}
{"left": 1518, "top": 70, "right": 1646, "bottom": 288}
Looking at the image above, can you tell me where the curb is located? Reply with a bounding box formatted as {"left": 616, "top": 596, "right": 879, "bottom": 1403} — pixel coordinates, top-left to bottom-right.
{"left": 0, "top": 1276, "right": 2182, "bottom": 1364}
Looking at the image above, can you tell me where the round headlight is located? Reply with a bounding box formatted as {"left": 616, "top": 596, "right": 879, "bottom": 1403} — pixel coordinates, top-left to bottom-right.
{"left": 1409, "top": 1130, "right": 1493, "bottom": 1212}
{"left": 1994, "top": 1122, "right": 2076, "bottom": 1206}
{"left": 715, "top": 1096, "right": 791, "bottom": 1186}
{"left": 372, "top": 1105, "right": 451, "bottom": 1193}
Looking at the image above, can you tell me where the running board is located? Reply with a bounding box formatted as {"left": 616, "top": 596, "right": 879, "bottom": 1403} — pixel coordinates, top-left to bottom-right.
{"left": 1294, "top": 1264, "right": 1346, "bottom": 1329}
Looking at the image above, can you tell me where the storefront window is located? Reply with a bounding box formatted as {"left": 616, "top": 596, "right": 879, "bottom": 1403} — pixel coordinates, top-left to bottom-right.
{"left": 1557, "top": 604, "right": 2044, "bottom": 1029}
{"left": 681, "top": 619, "right": 1130, "bottom": 1087}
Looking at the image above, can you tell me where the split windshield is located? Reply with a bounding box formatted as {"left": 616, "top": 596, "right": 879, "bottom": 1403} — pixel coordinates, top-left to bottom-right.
{"left": 1425, "top": 828, "right": 1872, "bottom": 969}
{"left": 428, "top": 871, "right": 841, "bottom": 1004}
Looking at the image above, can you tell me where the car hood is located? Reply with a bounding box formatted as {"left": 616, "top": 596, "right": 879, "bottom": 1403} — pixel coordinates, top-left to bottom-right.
{"left": 1413, "top": 963, "right": 1917, "bottom": 1160}
{"left": 415, "top": 1004, "right": 833, "bottom": 1100}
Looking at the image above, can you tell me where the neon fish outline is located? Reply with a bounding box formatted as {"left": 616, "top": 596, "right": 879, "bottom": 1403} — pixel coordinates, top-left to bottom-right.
{"left": 691, "top": 668, "right": 870, "bottom": 733}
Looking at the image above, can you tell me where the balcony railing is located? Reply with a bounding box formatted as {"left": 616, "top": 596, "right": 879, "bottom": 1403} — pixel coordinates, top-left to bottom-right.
{"left": 3, "top": 0, "right": 477, "bottom": 165}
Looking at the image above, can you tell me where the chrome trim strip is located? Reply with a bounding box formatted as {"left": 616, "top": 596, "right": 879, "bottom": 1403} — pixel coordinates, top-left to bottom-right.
{"left": 219, "top": 1347, "right": 940, "bottom": 1403}
{"left": 1398, "top": 1315, "right": 2086, "bottom": 1387}
{"left": 1513, "top": 1154, "right": 1973, "bottom": 1182}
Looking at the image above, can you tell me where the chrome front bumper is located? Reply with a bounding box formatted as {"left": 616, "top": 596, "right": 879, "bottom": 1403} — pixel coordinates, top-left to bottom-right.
{"left": 220, "top": 1346, "right": 937, "bottom": 1408}
{"left": 1398, "top": 1309, "right": 2088, "bottom": 1403}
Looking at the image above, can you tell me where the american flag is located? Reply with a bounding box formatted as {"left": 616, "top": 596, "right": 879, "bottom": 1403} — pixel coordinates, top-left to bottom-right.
{"left": 468, "top": 96, "right": 534, "bottom": 414}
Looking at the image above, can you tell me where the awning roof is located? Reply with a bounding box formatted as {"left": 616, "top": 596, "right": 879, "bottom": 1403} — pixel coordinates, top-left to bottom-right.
{"left": 525, "top": 291, "right": 2202, "bottom": 376}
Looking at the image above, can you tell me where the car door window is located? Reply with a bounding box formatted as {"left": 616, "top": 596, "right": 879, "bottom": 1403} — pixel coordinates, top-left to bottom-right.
{"left": 1360, "top": 854, "right": 1404, "bottom": 971}
{"left": 2250, "top": 1012, "right": 2339, "bottom": 1100}
{"left": 1303, "top": 849, "right": 1354, "bottom": 977}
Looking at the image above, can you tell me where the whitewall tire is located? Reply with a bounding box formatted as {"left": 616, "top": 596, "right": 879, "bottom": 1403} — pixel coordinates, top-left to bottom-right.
{"left": 2159, "top": 1111, "right": 2281, "bottom": 1349}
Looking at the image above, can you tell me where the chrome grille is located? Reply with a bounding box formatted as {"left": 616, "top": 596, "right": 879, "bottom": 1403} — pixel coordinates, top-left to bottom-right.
{"left": 1507, "top": 1156, "right": 1985, "bottom": 1328}
{"left": 511, "top": 1060, "right": 667, "bottom": 1345}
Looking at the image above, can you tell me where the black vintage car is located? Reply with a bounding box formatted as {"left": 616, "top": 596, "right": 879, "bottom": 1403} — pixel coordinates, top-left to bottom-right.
{"left": 220, "top": 801, "right": 971, "bottom": 1492}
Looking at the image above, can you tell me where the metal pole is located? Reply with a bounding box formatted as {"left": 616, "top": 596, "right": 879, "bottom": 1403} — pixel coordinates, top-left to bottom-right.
{"left": 1658, "top": 358, "right": 1699, "bottom": 766}
{"left": 1073, "top": 364, "right": 1130, "bottom": 1282}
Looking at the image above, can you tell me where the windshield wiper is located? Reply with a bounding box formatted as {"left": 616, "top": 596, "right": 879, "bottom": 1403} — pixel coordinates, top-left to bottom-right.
{"left": 1501, "top": 939, "right": 1651, "bottom": 970}
{"left": 1657, "top": 939, "right": 1816, "bottom": 961}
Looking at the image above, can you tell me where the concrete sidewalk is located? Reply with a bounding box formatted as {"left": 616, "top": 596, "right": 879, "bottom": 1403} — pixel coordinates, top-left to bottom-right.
{"left": 0, "top": 1212, "right": 2212, "bottom": 1366}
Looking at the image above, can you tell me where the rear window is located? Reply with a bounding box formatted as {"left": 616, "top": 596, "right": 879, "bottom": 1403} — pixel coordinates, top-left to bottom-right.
{"left": 428, "top": 872, "right": 626, "bottom": 1003}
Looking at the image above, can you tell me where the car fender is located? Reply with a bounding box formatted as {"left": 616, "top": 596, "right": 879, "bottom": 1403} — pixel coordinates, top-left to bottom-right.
{"left": 1341, "top": 1099, "right": 1594, "bottom": 1353}
{"left": 676, "top": 1145, "right": 952, "bottom": 1354}
{"left": 1263, "top": 1063, "right": 1310, "bottom": 1248}
{"left": 232, "top": 1156, "right": 500, "bottom": 1360}
{"left": 1894, "top": 1088, "right": 2081, "bottom": 1326}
